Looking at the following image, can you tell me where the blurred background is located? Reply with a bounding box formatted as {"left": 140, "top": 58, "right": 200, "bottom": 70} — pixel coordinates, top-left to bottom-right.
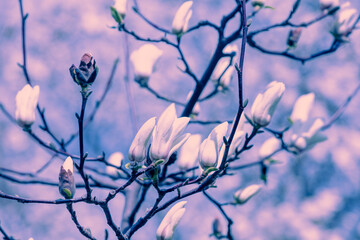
{"left": 0, "top": 0, "right": 360, "bottom": 239}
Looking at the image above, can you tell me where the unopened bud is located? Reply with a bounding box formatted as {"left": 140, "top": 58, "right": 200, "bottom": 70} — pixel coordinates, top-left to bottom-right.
{"left": 59, "top": 157, "right": 76, "bottom": 199}
{"left": 287, "top": 28, "right": 302, "bottom": 49}
{"left": 69, "top": 53, "right": 99, "bottom": 88}
{"left": 234, "top": 184, "right": 262, "bottom": 204}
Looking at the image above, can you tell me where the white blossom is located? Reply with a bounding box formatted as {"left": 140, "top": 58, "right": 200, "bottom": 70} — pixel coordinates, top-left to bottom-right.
{"left": 156, "top": 201, "right": 187, "bottom": 240}
{"left": 106, "top": 152, "right": 124, "bottom": 176}
{"left": 259, "top": 137, "right": 281, "bottom": 159}
{"left": 128, "top": 117, "right": 156, "bottom": 163}
{"left": 250, "top": 81, "right": 285, "bottom": 127}
{"left": 198, "top": 122, "right": 228, "bottom": 169}
{"left": 130, "top": 44, "right": 163, "bottom": 86}
{"left": 150, "top": 104, "right": 190, "bottom": 162}
{"left": 290, "top": 93, "right": 315, "bottom": 123}
{"left": 331, "top": 7, "right": 359, "bottom": 40}
{"left": 177, "top": 134, "right": 202, "bottom": 171}
{"left": 113, "top": 0, "right": 127, "bottom": 19}
{"left": 234, "top": 184, "right": 262, "bottom": 204}
{"left": 15, "top": 84, "right": 40, "bottom": 128}
{"left": 172, "top": 1, "right": 193, "bottom": 35}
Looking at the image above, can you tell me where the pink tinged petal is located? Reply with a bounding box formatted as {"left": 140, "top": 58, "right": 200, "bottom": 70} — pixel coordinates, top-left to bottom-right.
{"left": 199, "top": 139, "right": 218, "bottom": 169}
{"left": 106, "top": 152, "right": 124, "bottom": 175}
{"left": 156, "top": 201, "right": 187, "bottom": 240}
{"left": 234, "top": 184, "right": 262, "bottom": 204}
{"left": 113, "top": 0, "right": 127, "bottom": 17}
{"left": 128, "top": 117, "right": 156, "bottom": 162}
{"left": 209, "top": 122, "right": 228, "bottom": 153}
{"left": 63, "top": 156, "right": 74, "bottom": 173}
{"left": 258, "top": 137, "right": 281, "bottom": 159}
{"left": 167, "top": 133, "right": 191, "bottom": 161}
{"left": 130, "top": 44, "right": 163, "bottom": 80}
{"left": 290, "top": 93, "right": 315, "bottom": 123}
{"left": 15, "top": 84, "right": 40, "bottom": 127}
{"left": 172, "top": 1, "right": 193, "bottom": 34}
{"left": 177, "top": 134, "right": 202, "bottom": 170}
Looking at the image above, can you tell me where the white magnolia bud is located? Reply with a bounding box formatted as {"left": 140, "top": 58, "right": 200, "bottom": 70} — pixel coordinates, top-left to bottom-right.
{"left": 258, "top": 137, "right": 281, "bottom": 159}
{"left": 185, "top": 91, "right": 200, "bottom": 118}
{"left": 331, "top": 7, "right": 359, "bottom": 40}
{"left": 250, "top": 81, "right": 285, "bottom": 127}
{"left": 106, "top": 152, "right": 124, "bottom": 176}
{"left": 150, "top": 104, "right": 190, "bottom": 162}
{"left": 130, "top": 44, "right": 163, "bottom": 86}
{"left": 172, "top": 1, "right": 193, "bottom": 36}
{"left": 199, "top": 122, "right": 228, "bottom": 169}
{"left": 177, "top": 134, "right": 202, "bottom": 171}
{"left": 290, "top": 93, "right": 315, "bottom": 123}
{"left": 113, "top": 0, "right": 127, "bottom": 19}
{"left": 234, "top": 184, "right": 262, "bottom": 204}
{"left": 59, "top": 157, "right": 76, "bottom": 199}
{"left": 156, "top": 201, "right": 187, "bottom": 240}
{"left": 128, "top": 117, "right": 156, "bottom": 163}
{"left": 15, "top": 84, "right": 40, "bottom": 128}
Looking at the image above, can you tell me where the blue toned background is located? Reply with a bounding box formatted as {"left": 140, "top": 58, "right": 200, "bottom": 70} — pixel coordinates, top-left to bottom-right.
{"left": 0, "top": 0, "right": 360, "bottom": 239}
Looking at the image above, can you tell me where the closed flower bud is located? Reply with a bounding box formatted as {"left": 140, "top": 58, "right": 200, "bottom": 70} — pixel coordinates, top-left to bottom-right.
{"left": 15, "top": 84, "right": 40, "bottom": 128}
{"left": 177, "top": 134, "right": 202, "bottom": 171}
{"left": 106, "top": 152, "right": 124, "bottom": 176}
{"left": 156, "top": 201, "right": 187, "bottom": 240}
{"left": 59, "top": 157, "right": 76, "bottom": 199}
{"left": 69, "top": 53, "right": 99, "bottom": 88}
{"left": 287, "top": 28, "right": 302, "bottom": 48}
{"left": 111, "top": 0, "right": 127, "bottom": 24}
{"left": 128, "top": 117, "right": 156, "bottom": 163}
{"left": 150, "top": 104, "right": 190, "bottom": 162}
{"left": 185, "top": 91, "right": 200, "bottom": 118}
{"left": 259, "top": 137, "right": 281, "bottom": 159}
{"left": 234, "top": 184, "right": 262, "bottom": 204}
{"left": 212, "top": 218, "right": 222, "bottom": 238}
{"left": 289, "top": 93, "right": 315, "bottom": 123}
{"left": 130, "top": 44, "right": 163, "bottom": 86}
{"left": 250, "top": 81, "right": 285, "bottom": 127}
{"left": 199, "top": 122, "right": 228, "bottom": 169}
{"left": 172, "top": 1, "right": 193, "bottom": 36}
{"left": 211, "top": 44, "right": 238, "bottom": 92}
{"left": 331, "top": 7, "right": 359, "bottom": 40}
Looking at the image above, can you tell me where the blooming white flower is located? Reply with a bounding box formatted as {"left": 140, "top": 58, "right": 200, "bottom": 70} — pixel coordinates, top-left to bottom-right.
{"left": 331, "top": 7, "right": 359, "bottom": 40}
{"left": 234, "top": 184, "right": 262, "bottom": 204}
{"left": 106, "top": 152, "right": 124, "bottom": 176}
{"left": 250, "top": 81, "right": 285, "bottom": 127}
{"left": 319, "top": 0, "right": 339, "bottom": 12}
{"left": 198, "top": 122, "right": 228, "bottom": 169}
{"left": 177, "top": 134, "right": 202, "bottom": 171}
{"left": 185, "top": 91, "right": 200, "bottom": 118}
{"left": 172, "top": 1, "right": 193, "bottom": 35}
{"left": 211, "top": 44, "right": 239, "bottom": 91}
{"left": 128, "top": 117, "right": 156, "bottom": 163}
{"left": 290, "top": 93, "right": 315, "bottom": 123}
{"left": 286, "top": 118, "right": 327, "bottom": 154}
{"left": 156, "top": 201, "right": 187, "bottom": 240}
{"left": 258, "top": 137, "right": 281, "bottom": 159}
{"left": 15, "top": 84, "right": 40, "bottom": 128}
{"left": 150, "top": 104, "right": 190, "bottom": 162}
{"left": 59, "top": 156, "right": 76, "bottom": 199}
{"left": 130, "top": 44, "right": 163, "bottom": 86}
{"left": 285, "top": 93, "right": 327, "bottom": 153}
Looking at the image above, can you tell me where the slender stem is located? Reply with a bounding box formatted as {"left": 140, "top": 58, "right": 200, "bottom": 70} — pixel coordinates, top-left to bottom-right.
{"left": 203, "top": 191, "right": 234, "bottom": 240}
{"left": 66, "top": 203, "right": 97, "bottom": 240}
{"left": 0, "top": 222, "right": 14, "bottom": 240}
{"left": 78, "top": 93, "right": 92, "bottom": 199}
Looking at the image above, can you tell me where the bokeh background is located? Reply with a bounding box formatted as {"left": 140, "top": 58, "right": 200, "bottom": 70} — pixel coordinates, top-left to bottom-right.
{"left": 0, "top": 0, "right": 360, "bottom": 239}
